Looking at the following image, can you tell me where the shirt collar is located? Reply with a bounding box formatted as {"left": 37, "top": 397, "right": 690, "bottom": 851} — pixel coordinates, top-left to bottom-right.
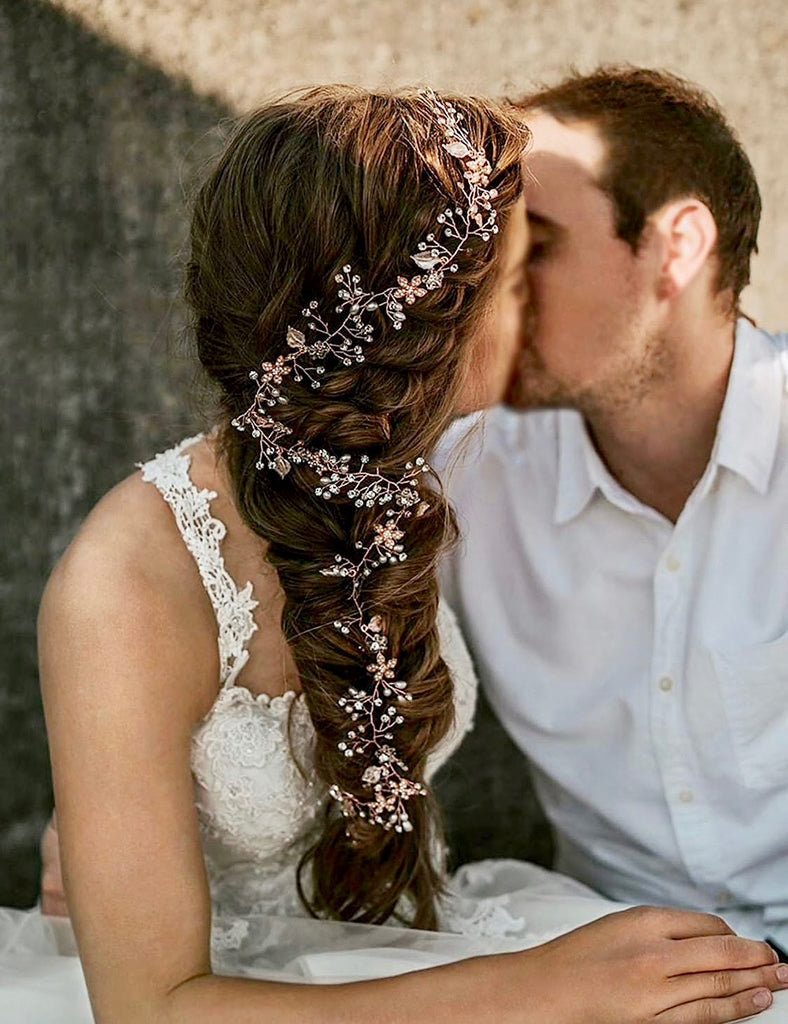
{"left": 554, "top": 410, "right": 604, "bottom": 524}
{"left": 553, "top": 318, "right": 784, "bottom": 525}
{"left": 712, "top": 318, "right": 783, "bottom": 495}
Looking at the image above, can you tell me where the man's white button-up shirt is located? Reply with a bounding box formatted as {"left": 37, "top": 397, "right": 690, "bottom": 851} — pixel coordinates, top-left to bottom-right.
{"left": 440, "top": 319, "right": 788, "bottom": 947}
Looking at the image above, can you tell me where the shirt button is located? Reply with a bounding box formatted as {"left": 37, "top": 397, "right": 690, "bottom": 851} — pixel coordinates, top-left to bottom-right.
{"left": 665, "top": 555, "right": 682, "bottom": 572}
{"left": 717, "top": 891, "right": 732, "bottom": 905}
{"left": 659, "top": 676, "right": 674, "bottom": 692}
{"left": 678, "top": 789, "right": 694, "bottom": 804}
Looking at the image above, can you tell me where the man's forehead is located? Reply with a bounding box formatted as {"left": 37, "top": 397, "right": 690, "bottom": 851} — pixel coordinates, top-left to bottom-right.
{"left": 521, "top": 111, "right": 609, "bottom": 227}
{"left": 522, "top": 111, "right": 607, "bottom": 174}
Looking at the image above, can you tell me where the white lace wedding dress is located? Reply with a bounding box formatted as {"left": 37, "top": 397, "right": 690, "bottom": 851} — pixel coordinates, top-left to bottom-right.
{"left": 0, "top": 437, "right": 629, "bottom": 1023}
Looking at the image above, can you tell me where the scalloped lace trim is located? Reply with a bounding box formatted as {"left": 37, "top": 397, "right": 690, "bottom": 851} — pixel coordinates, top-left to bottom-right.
{"left": 211, "top": 917, "right": 250, "bottom": 953}
{"left": 139, "top": 435, "right": 258, "bottom": 685}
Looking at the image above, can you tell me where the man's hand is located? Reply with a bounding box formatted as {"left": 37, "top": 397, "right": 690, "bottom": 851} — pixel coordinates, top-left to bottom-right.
{"left": 515, "top": 905, "right": 788, "bottom": 1023}
{"left": 39, "top": 810, "right": 69, "bottom": 917}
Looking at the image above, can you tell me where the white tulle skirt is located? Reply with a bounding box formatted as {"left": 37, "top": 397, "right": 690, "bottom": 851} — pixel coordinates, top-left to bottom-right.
{"left": 2, "top": 860, "right": 787, "bottom": 1023}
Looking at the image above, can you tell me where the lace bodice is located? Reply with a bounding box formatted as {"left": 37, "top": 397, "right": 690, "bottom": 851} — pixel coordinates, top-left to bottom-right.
{"left": 139, "top": 437, "right": 478, "bottom": 923}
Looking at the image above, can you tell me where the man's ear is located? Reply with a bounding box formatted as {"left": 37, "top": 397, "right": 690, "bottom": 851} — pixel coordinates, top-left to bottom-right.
{"left": 650, "top": 199, "right": 718, "bottom": 300}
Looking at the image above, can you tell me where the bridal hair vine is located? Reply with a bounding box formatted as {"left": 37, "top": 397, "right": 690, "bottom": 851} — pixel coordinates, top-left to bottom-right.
{"left": 233, "top": 91, "right": 500, "bottom": 833}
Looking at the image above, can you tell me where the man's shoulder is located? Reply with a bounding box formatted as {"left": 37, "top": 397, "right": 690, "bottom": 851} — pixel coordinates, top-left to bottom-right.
{"left": 766, "top": 327, "right": 788, "bottom": 375}
{"left": 742, "top": 319, "right": 788, "bottom": 359}
{"left": 739, "top": 321, "right": 788, "bottom": 403}
{"left": 760, "top": 324, "right": 788, "bottom": 350}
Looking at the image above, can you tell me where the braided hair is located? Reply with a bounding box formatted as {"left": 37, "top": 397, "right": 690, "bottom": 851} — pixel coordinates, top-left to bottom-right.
{"left": 186, "top": 87, "right": 528, "bottom": 928}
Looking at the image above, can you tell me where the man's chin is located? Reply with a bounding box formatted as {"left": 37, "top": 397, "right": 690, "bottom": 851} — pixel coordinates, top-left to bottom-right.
{"left": 503, "top": 343, "right": 555, "bottom": 409}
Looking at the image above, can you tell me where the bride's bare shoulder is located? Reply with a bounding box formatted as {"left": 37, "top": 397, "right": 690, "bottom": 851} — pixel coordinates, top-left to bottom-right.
{"left": 47, "top": 458, "right": 194, "bottom": 593}
{"left": 39, "top": 445, "right": 221, "bottom": 712}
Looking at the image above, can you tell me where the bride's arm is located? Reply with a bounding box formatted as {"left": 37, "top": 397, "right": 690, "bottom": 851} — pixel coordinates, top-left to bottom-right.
{"left": 39, "top": 481, "right": 786, "bottom": 1024}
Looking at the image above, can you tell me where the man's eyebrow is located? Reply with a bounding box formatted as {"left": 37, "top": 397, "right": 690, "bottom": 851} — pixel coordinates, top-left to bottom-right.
{"left": 526, "top": 209, "right": 559, "bottom": 229}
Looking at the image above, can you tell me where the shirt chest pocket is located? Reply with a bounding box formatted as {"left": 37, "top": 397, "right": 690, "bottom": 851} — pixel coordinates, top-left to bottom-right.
{"left": 710, "top": 632, "right": 788, "bottom": 790}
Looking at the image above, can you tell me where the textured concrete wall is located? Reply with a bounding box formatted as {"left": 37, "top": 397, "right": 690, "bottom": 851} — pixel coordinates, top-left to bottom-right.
{"left": 51, "top": 0, "right": 788, "bottom": 330}
{"left": 2, "top": 0, "right": 785, "bottom": 906}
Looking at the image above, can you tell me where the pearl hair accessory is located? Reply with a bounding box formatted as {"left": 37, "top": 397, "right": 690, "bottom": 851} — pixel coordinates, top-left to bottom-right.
{"left": 233, "top": 91, "right": 500, "bottom": 833}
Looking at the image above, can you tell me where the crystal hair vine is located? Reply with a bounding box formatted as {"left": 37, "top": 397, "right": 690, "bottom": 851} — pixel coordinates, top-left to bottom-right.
{"left": 233, "top": 91, "right": 501, "bottom": 833}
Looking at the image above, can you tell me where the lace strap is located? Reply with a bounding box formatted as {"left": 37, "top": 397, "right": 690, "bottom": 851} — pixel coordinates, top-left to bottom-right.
{"left": 139, "top": 436, "right": 258, "bottom": 685}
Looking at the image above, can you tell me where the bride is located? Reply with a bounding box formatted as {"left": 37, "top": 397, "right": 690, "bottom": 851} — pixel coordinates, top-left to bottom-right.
{"left": 2, "top": 86, "right": 785, "bottom": 1024}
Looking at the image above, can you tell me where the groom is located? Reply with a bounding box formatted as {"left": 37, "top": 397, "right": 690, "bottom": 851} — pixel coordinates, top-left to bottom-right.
{"left": 440, "top": 66, "right": 788, "bottom": 957}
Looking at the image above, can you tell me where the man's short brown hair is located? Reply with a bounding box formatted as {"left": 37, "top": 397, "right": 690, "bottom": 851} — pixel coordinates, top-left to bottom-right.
{"left": 517, "top": 66, "right": 761, "bottom": 309}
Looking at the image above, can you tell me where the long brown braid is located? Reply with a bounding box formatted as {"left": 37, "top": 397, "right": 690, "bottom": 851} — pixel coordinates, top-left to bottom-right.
{"left": 186, "top": 87, "right": 528, "bottom": 928}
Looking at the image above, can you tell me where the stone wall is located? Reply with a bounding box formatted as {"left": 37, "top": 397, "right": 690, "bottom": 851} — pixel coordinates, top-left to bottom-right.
{"left": 1, "top": 0, "right": 785, "bottom": 906}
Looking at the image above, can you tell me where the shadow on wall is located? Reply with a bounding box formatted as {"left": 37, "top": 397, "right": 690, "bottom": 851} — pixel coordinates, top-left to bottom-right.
{"left": 0, "top": 0, "right": 225, "bottom": 906}
{"left": 0, "top": 0, "right": 550, "bottom": 908}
